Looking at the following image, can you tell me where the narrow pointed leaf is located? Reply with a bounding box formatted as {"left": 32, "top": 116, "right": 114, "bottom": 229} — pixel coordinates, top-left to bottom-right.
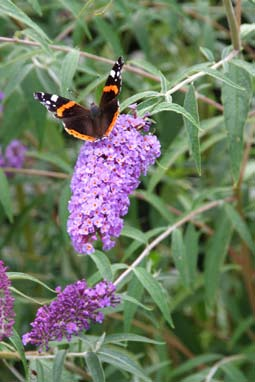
{"left": 151, "top": 102, "right": 200, "bottom": 130}
{"left": 172, "top": 229, "right": 190, "bottom": 288}
{"left": 52, "top": 350, "right": 66, "bottom": 382}
{"left": 9, "top": 329, "right": 29, "bottom": 379}
{"left": 183, "top": 84, "right": 201, "bottom": 174}
{"left": 90, "top": 251, "right": 113, "bottom": 281}
{"left": 133, "top": 267, "right": 173, "bottom": 326}
{"left": 204, "top": 211, "right": 233, "bottom": 307}
{"left": 225, "top": 204, "right": 254, "bottom": 254}
{"left": 60, "top": 49, "right": 80, "bottom": 96}
{"left": 0, "top": 168, "right": 13, "bottom": 222}
{"left": 85, "top": 352, "right": 105, "bottom": 382}
{"left": 99, "top": 348, "right": 151, "bottom": 382}
{"left": 222, "top": 63, "right": 252, "bottom": 181}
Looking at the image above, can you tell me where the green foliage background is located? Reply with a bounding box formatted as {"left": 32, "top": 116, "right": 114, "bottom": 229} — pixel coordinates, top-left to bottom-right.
{"left": 0, "top": 0, "right": 255, "bottom": 381}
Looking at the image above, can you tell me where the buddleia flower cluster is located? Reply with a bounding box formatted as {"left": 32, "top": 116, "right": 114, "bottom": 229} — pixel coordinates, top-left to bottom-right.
{"left": 0, "top": 140, "right": 27, "bottom": 172}
{"left": 22, "top": 279, "right": 119, "bottom": 350}
{"left": 0, "top": 260, "right": 15, "bottom": 341}
{"left": 67, "top": 112, "right": 161, "bottom": 254}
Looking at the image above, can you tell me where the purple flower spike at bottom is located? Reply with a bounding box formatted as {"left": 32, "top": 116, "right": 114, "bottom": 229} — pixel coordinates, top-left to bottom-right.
{"left": 0, "top": 260, "right": 15, "bottom": 341}
{"left": 22, "top": 280, "right": 119, "bottom": 350}
{"left": 67, "top": 113, "right": 161, "bottom": 254}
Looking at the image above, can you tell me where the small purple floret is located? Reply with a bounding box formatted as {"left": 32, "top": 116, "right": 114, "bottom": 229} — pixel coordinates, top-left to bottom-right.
{"left": 22, "top": 280, "right": 120, "bottom": 350}
{"left": 67, "top": 113, "right": 161, "bottom": 254}
{"left": 0, "top": 260, "right": 15, "bottom": 341}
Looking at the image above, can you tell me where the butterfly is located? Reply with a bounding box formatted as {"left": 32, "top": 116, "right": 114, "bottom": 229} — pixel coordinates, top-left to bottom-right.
{"left": 33, "top": 57, "right": 124, "bottom": 142}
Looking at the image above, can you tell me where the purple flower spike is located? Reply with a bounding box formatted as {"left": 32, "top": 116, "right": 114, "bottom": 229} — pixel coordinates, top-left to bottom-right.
{"left": 68, "top": 113, "right": 161, "bottom": 254}
{"left": 4, "top": 140, "right": 27, "bottom": 169}
{"left": 22, "top": 280, "right": 119, "bottom": 350}
{"left": 0, "top": 260, "right": 15, "bottom": 341}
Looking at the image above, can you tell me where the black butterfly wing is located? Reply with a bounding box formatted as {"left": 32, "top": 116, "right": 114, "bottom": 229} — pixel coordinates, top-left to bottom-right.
{"left": 34, "top": 92, "right": 98, "bottom": 141}
{"left": 99, "top": 57, "right": 124, "bottom": 107}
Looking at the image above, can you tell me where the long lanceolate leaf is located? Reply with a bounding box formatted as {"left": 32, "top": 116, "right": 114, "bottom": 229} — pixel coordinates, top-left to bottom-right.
{"left": 133, "top": 267, "right": 173, "bottom": 326}
{"left": 221, "top": 63, "right": 252, "bottom": 182}
{"left": 183, "top": 84, "right": 201, "bottom": 175}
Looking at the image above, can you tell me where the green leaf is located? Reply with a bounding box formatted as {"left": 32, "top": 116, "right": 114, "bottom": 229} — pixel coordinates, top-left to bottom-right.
{"left": 124, "top": 274, "right": 144, "bottom": 332}
{"left": 52, "top": 350, "right": 66, "bottom": 382}
{"left": 99, "top": 348, "right": 151, "bottom": 382}
{"left": 8, "top": 272, "right": 56, "bottom": 293}
{"left": 104, "top": 333, "right": 164, "bottom": 345}
{"left": 203, "top": 68, "right": 245, "bottom": 91}
{"left": 172, "top": 229, "right": 190, "bottom": 288}
{"left": 85, "top": 352, "right": 105, "bottom": 382}
{"left": 183, "top": 84, "right": 201, "bottom": 174}
{"left": 222, "top": 63, "right": 252, "bottom": 181}
{"left": 90, "top": 251, "right": 113, "bottom": 281}
{"left": 151, "top": 102, "right": 200, "bottom": 130}
{"left": 26, "top": 0, "right": 42, "bottom": 15}
{"left": 133, "top": 267, "right": 173, "bottom": 326}
{"left": 121, "top": 224, "right": 147, "bottom": 244}
{"left": 204, "top": 211, "right": 233, "bottom": 307}
{"left": 60, "top": 49, "right": 80, "bottom": 96}
{"left": 120, "top": 91, "right": 159, "bottom": 112}
{"left": 0, "top": 0, "right": 49, "bottom": 42}
{"left": 240, "top": 23, "right": 255, "bottom": 41}
{"left": 184, "top": 224, "right": 199, "bottom": 287}
{"left": 9, "top": 329, "right": 29, "bottom": 379}
{"left": 225, "top": 204, "right": 254, "bottom": 254}
{"left": 122, "top": 293, "right": 152, "bottom": 311}
{"left": 232, "top": 59, "right": 255, "bottom": 77}
{"left": 0, "top": 168, "right": 13, "bottom": 222}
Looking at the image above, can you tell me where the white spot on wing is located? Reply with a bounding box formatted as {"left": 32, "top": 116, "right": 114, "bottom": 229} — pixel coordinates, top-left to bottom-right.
{"left": 51, "top": 94, "right": 59, "bottom": 102}
{"left": 110, "top": 70, "right": 116, "bottom": 78}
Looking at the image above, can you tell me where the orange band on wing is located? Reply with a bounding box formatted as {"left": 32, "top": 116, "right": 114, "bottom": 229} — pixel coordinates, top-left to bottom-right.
{"left": 104, "top": 109, "right": 119, "bottom": 137}
{"left": 103, "top": 85, "right": 119, "bottom": 94}
{"left": 57, "top": 101, "right": 76, "bottom": 117}
{"left": 64, "top": 127, "right": 97, "bottom": 142}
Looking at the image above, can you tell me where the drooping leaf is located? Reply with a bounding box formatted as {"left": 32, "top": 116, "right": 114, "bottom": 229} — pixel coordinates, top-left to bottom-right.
{"left": 0, "top": 168, "right": 13, "bottom": 222}
{"left": 133, "top": 267, "right": 173, "bottom": 326}
{"left": 183, "top": 84, "right": 201, "bottom": 174}
{"left": 60, "top": 49, "right": 80, "bottom": 96}
{"left": 85, "top": 352, "right": 105, "bottom": 382}
{"left": 204, "top": 210, "right": 233, "bottom": 308}
{"left": 124, "top": 274, "right": 144, "bottom": 332}
{"left": 99, "top": 347, "right": 151, "bottom": 382}
{"left": 225, "top": 204, "right": 254, "bottom": 254}
{"left": 222, "top": 63, "right": 252, "bottom": 181}
{"left": 172, "top": 229, "right": 190, "bottom": 288}
{"left": 52, "top": 350, "right": 66, "bottom": 382}
{"left": 90, "top": 251, "right": 113, "bottom": 281}
{"left": 9, "top": 329, "right": 29, "bottom": 379}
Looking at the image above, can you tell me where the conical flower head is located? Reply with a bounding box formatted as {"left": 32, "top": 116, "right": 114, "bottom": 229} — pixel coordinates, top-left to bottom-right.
{"left": 67, "top": 113, "right": 161, "bottom": 254}
{"left": 22, "top": 280, "right": 119, "bottom": 350}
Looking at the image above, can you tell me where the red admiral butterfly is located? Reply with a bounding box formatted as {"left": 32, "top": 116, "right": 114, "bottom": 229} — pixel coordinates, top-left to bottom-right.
{"left": 34, "top": 57, "right": 124, "bottom": 142}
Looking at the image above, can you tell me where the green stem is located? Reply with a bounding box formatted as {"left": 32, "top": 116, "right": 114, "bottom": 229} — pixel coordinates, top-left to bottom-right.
{"left": 223, "top": 0, "right": 241, "bottom": 50}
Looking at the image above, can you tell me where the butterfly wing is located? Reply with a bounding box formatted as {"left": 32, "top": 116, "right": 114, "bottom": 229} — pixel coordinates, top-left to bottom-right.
{"left": 33, "top": 92, "right": 98, "bottom": 141}
{"left": 99, "top": 56, "right": 124, "bottom": 108}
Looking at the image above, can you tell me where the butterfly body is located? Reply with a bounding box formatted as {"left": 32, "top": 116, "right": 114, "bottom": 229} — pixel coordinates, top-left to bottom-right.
{"left": 34, "top": 57, "right": 124, "bottom": 142}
